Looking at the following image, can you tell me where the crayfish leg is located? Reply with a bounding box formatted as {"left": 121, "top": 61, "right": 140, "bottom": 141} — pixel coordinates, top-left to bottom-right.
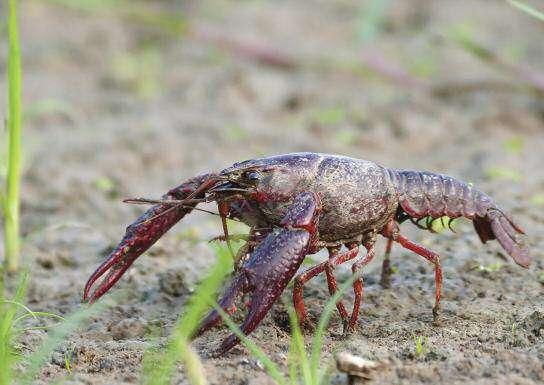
{"left": 292, "top": 245, "right": 360, "bottom": 330}
{"left": 347, "top": 241, "right": 376, "bottom": 334}
{"left": 381, "top": 220, "right": 443, "bottom": 324}
{"left": 324, "top": 247, "right": 350, "bottom": 326}
{"left": 380, "top": 238, "right": 394, "bottom": 288}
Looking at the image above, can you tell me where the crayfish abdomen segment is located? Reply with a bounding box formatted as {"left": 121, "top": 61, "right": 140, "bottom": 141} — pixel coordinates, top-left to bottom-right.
{"left": 391, "top": 169, "right": 530, "bottom": 267}
{"left": 392, "top": 170, "right": 493, "bottom": 220}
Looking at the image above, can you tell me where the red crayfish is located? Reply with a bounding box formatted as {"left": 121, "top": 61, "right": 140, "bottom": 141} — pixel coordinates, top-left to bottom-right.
{"left": 83, "top": 153, "right": 530, "bottom": 355}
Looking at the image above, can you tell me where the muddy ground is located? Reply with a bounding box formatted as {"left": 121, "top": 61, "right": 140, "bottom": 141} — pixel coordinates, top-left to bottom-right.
{"left": 0, "top": 0, "right": 543, "bottom": 384}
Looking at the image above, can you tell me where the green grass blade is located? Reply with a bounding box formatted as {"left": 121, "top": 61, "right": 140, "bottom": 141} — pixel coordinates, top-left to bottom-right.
{"left": 140, "top": 244, "right": 232, "bottom": 385}
{"left": 211, "top": 304, "right": 288, "bottom": 385}
{"left": 286, "top": 305, "right": 311, "bottom": 385}
{"left": 310, "top": 274, "right": 358, "bottom": 384}
{"left": 0, "top": 271, "right": 28, "bottom": 385}
{"left": 0, "top": 265, "right": 4, "bottom": 305}
{"left": 0, "top": 299, "right": 37, "bottom": 320}
{"left": 4, "top": 0, "right": 23, "bottom": 272}
{"left": 288, "top": 337, "right": 298, "bottom": 385}
{"left": 13, "top": 311, "right": 66, "bottom": 325}
{"left": 507, "top": 0, "right": 544, "bottom": 22}
{"left": 19, "top": 295, "right": 118, "bottom": 385}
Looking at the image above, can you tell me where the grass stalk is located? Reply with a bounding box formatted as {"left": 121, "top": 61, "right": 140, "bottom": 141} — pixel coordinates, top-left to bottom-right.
{"left": 286, "top": 306, "right": 311, "bottom": 385}
{"left": 507, "top": 0, "right": 544, "bottom": 22}
{"left": 312, "top": 274, "right": 358, "bottom": 385}
{"left": 0, "top": 267, "right": 117, "bottom": 385}
{"left": 0, "top": 271, "right": 28, "bottom": 385}
{"left": 210, "top": 304, "right": 288, "bottom": 385}
{"left": 140, "top": 244, "right": 233, "bottom": 385}
{"left": 215, "top": 252, "right": 360, "bottom": 385}
{"left": 19, "top": 295, "right": 117, "bottom": 385}
{"left": 4, "top": 0, "right": 23, "bottom": 272}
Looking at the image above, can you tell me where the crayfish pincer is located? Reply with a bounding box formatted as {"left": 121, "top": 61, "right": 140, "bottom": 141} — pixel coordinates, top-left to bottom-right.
{"left": 84, "top": 152, "right": 530, "bottom": 355}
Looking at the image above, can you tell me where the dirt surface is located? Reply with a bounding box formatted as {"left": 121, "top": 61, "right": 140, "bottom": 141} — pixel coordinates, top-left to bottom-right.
{"left": 1, "top": 1, "right": 543, "bottom": 384}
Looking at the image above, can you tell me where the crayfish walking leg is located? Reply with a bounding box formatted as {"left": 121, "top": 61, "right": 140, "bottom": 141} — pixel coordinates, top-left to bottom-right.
{"left": 293, "top": 246, "right": 360, "bottom": 328}
{"left": 380, "top": 238, "right": 394, "bottom": 288}
{"left": 347, "top": 241, "right": 376, "bottom": 334}
{"left": 324, "top": 247, "right": 351, "bottom": 327}
{"left": 381, "top": 220, "right": 443, "bottom": 323}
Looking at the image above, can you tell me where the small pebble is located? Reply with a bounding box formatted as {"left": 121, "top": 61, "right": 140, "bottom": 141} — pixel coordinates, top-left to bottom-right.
{"left": 158, "top": 268, "right": 189, "bottom": 297}
{"left": 336, "top": 352, "right": 380, "bottom": 382}
{"left": 109, "top": 318, "right": 147, "bottom": 340}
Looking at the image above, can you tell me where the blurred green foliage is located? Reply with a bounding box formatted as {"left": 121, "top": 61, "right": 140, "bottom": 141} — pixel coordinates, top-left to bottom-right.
{"left": 447, "top": 22, "right": 493, "bottom": 61}
{"left": 485, "top": 166, "right": 522, "bottom": 182}
{"left": 408, "top": 54, "right": 437, "bottom": 78}
{"left": 312, "top": 107, "right": 347, "bottom": 126}
{"left": 334, "top": 129, "right": 358, "bottom": 146}
{"left": 356, "top": 0, "right": 389, "bottom": 42}
{"left": 109, "top": 48, "right": 163, "bottom": 99}
{"left": 503, "top": 136, "right": 524, "bottom": 154}
{"left": 47, "top": 0, "right": 187, "bottom": 36}
{"left": 222, "top": 125, "right": 249, "bottom": 142}
{"left": 0, "top": 273, "right": 27, "bottom": 385}
{"left": 24, "top": 99, "right": 76, "bottom": 124}
{"left": 140, "top": 244, "right": 232, "bottom": 385}
{"left": 529, "top": 193, "right": 544, "bottom": 206}
{"left": 508, "top": 0, "right": 544, "bottom": 22}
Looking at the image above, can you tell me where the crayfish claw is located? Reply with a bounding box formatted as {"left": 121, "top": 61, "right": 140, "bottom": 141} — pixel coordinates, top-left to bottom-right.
{"left": 195, "top": 276, "right": 246, "bottom": 337}
{"left": 213, "top": 294, "right": 271, "bottom": 356}
{"left": 213, "top": 266, "right": 297, "bottom": 356}
{"left": 83, "top": 173, "right": 218, "bottom": 303}
{"left": 197, "top": 191, "right": 322, "bottom": 355}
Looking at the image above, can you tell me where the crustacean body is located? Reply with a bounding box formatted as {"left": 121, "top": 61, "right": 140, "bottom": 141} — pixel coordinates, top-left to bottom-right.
{"left": 83, "top": 153, "right": 530, "bottom": 355}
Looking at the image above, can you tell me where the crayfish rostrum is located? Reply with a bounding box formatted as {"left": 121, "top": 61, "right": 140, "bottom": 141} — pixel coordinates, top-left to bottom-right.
{"left": 84, "top": 153, "right": 530, "bottom": 355}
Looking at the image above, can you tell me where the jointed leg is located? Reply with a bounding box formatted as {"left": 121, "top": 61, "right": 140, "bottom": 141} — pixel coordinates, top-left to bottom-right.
{"left": 381, "top": 220, "right": 443, "bottom": 323}
{"left": 293, "top": 263, "right": 327, "bottom": 327}
{"left": 395, "top": 233, "right": 442, "bottom": 323}
{"left": 293, "top": 246, "right": 359, "bottom": 327}
{"left": 380, "top": 238, "right": 393, "bottom": 288}
{"left": 346, "top": 241, "right": 376, "bottom": 333}
{"left": 324, "top": 243, "right": 360, "bottom": 327}
{"left": 325, "top": 247, "right": 349, "bottom": 325}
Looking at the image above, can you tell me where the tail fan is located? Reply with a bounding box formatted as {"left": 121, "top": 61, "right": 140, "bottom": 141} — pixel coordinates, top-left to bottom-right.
{"left": 474, "top": 209, "right": 530, "bottom": 268}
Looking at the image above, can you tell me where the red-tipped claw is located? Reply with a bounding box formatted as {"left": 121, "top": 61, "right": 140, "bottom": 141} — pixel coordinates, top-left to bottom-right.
{"left": 83, "top": 173, "right": 217, "bottom": 303}
{"left": 195, "top": 191, "right": 321, "bottom": 355}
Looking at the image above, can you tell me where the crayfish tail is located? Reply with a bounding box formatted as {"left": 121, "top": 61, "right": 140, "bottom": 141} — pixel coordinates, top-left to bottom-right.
{"left": 485, "top": 208, "right": 530, "bottom": 268}
{"left": 391, "top": 169, "right": 495, "bottom": 220}
{"left": 391, "top": 169, "right": 531, "bottom": 268}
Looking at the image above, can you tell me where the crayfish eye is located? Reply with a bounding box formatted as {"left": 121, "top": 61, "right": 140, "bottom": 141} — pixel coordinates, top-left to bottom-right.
{"left": 245, "top": 171, "right": 261, "bottom": 183}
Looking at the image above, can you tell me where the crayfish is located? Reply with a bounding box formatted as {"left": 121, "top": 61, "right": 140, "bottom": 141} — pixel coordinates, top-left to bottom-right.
{"left": 84, "top": 153, "right": 530, "bottom": 355}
